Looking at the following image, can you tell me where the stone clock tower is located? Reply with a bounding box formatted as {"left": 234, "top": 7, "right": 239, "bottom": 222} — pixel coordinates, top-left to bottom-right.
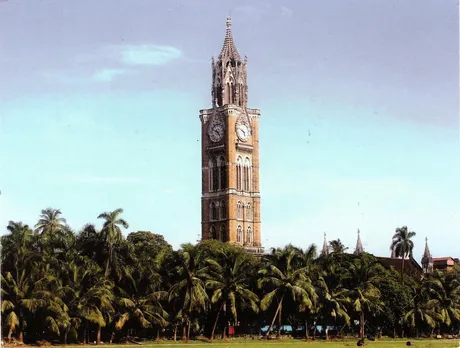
{"left": 199, "top": 17, "right": 263, "bottom": 254}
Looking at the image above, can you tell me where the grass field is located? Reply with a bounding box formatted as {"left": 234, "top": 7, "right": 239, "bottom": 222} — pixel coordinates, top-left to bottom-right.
{"left": 28, "top": 339, "right": 459, "bottom": 348}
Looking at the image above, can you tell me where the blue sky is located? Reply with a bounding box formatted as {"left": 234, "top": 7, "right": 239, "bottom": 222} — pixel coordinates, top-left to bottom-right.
{"left": 0, "top": 0, "right": 459, "bottom": 260}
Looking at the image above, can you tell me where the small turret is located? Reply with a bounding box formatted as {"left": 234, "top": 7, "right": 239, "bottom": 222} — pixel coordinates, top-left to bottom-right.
{"left": 421, "top": 237, "right": 433, "bottom": 273}
{"left": 354, "top": 229, "right": 364, "bottom": 255}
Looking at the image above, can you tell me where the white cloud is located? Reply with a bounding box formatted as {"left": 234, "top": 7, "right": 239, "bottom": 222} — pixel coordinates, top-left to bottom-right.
{"left": 91, "top": 68, "right": 127, "bottom": 82}
{"left": 117, "top": 45, "right": 182, "bottom": 66}
{"left": 280, "top": 6, "right": 294, "bottom": 17}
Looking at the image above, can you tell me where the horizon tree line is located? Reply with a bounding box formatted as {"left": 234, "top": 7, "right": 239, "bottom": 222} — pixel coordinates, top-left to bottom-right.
{"left": 1, "top": 207, "right": 459, "bottom": 344}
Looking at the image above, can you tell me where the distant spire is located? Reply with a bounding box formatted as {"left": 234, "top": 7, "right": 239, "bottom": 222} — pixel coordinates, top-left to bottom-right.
{"left": 354, "top": 229, "right": 364, "bottom": 255}
{"left": 421, "top": 237, "right": 433, "bottom": 272}
{"left": 219, "top": 16, "right": 241, "bottom": 61}
{"left": 321, "top": 232, "right": 329, "bottom": 256}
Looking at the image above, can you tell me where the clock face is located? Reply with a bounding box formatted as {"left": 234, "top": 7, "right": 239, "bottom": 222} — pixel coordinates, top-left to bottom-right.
{"left": 209, "top": 122, "right": 224, "bottom": 142}
{"left": 236, "top": 123, "right": 250, "bottom": 142}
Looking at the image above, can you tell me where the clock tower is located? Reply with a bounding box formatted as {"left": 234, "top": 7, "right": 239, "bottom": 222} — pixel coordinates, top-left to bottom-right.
{"left": 199, "top": 17, "right": 263, "bottom": 254}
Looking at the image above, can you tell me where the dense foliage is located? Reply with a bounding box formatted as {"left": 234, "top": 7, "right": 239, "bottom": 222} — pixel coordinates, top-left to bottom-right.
{"left": 2, "top": 208, "right": 459, "bottom": 344}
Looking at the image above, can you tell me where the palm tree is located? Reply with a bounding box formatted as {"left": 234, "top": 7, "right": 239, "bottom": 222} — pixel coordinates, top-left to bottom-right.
{"left": 97, "top": 208, "right": 129, "bottom": 279}
{"left": 111, "top": 291, "right": 168, "bottom": 342}
{"left": 404, "top": 277, "right": 437, "bottom": 337}
{"left": 168, "top": 244, "right": 208, "bottom": 341}
{"left": 316, "top": 263, "right": 350, "bottom": 340}
{"left": 258, "top": 245, "right": 317, "bottom": 339}
{"left": 344, "top": 254, "right": 385, "bottom": 339}
{"left": 428, "top": 270, "right": 460, "bottom": 332}
{"left": 205, "top": 248, "right": 259, "bottom": 340}
{"left": 390, "top": 226, "right": 416, "bottom": 284}
{"left": 34, "top": 208, "right": 67, "bottom": 235}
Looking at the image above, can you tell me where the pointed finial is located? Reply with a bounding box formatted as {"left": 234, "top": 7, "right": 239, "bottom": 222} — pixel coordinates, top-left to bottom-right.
{"left": 226, "top": 16, "right": 232, "bottom": 29}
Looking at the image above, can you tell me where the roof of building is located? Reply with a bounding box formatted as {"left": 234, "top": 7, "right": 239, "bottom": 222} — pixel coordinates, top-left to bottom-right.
{"left": 377, "top": 256, "right": 423, "bottom": 276}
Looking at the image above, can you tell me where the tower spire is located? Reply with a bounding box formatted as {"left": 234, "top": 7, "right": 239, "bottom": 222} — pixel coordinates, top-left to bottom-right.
{"left": 421, "top": 237, "right": 433, "bottom": 273}
{"left": 219, "top": 16, "right": 241, "bottom": 61}
{"left": 211, "top": 17, "right": 248, "bottom": 108}
{"left": 354, "top": 229, "right": 364, "bottom": 255}
{"left": 321, "top": 232, "right": 329, "bottom": 257}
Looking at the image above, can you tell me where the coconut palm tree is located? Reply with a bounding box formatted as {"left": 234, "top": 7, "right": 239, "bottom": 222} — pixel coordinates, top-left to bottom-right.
{"left": 34, "top": 208, "right": 67, "bottom": 235}
{"left": 316, "top": 263, "right": 351, "bottom": 340}
{"left": 428, "top": 270, "right": 460, "bottom": 331}
{"left": 344, "top": 254, "right": 385, "bottom": 339}
{"left": 168, "top": 244, "right": 208, "bottom": 341}
{"left": 390, "top": 226, "right": 416, "bottom": 284}
{"left": 205, "top": 248, "right": 259, "bottom": 340}
{"left": 97, "top": 208, "right": 129, "bottom": 280}
{"left": 258, "top": 245, "right": 317, "bottom": 339}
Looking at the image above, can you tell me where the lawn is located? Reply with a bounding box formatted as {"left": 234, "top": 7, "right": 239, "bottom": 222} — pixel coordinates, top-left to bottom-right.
{"left": 33, "top": 339, "right": 459, "bottom": 348}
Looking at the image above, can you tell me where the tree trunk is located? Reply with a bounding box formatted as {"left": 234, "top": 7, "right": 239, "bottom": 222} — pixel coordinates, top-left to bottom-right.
{"left": 105, "top": 245, "right": 112, "bottom": 280}
{"left": 305, "top": 320, "right": 309, "bottom": 341}
{"left": 211, "top": 303, "right": 224, "bottom": 341}
{"left": 83, "top": 329, "right": 87, "bottom": 345}
{"left": 223, "top": 301, "right": 227, "bottom": 340}
{"left": 277, "top": 300, "right": 283, "bottom": 338}
{"left": 181, "top": 322, "right": 187, "bottom": 341}
{"left": 325, "top": 323, "right": 329, "bottom": 341}
{"left": 173, "top": 325, "right": 177, "bottom": 342}
{"left": 109, "top": 331, "right": 115, "bottom": 344}
{"left": 401, "top": 254, "right": 405, "bottom": 285}
{"left": 96, "top": 325, "right": 101, "bottom": 345}
{"left": 378, "top": 327, "right": 382, "bottom": 339}
{"left": 265, "top": 294, "right": 284, "bottom": 339}
{"left": 63, "top": 330, "right": 68, "bottom": 345}
{"left": 7, "top": 328, "right": 13, "bottom": 342}
{"left": 187, "top": 320, "right": 191, "bottom": 342}
{"left": 359, "top": 311, "right": 365, "bottom": 339}
{"left": 156, "top": 327, "right": 160, "bottom": 340}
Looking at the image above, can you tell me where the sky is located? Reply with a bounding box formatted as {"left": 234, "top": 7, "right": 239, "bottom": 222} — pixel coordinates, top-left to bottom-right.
{"left": 0, "top": 0, "right": 459, "bottom": 261}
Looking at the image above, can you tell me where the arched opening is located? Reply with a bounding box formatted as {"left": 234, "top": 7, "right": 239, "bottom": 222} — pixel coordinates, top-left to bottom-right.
{"left": 246, "top": 226, "right": 253, "bottom": 246}
{"left": 246, "top": 203, "right": 252, "bottom": 221}
{"left": 210, "top": 202, "right": 218, "bottom": 221}
{"left": 212, "top": 157, "right": 218, "bottom": 191}
{"left": 218, "top": 156, "right": 226, "bottom": 190}
{"left": 220, "top": 225, "right": 226, "bottom": 242}
{"left": 237, "top": 225, "right": 243, "bottom": 244}
{"left": 210, "top": 225, "right": 217, "bottom": 240}
{"left": 220, "top": 201, "right": 226, "bottom": 219}
{"left": 237, "top": 201, "right": 243, "bottom": 220}
{"left": 236, "top": 156, "right": 243, "bottom": 190}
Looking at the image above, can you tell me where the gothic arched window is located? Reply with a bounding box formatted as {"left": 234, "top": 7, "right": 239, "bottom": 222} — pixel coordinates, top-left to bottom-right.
{"left": 220, "top": 201, "right": 226, "bottom": 219}
{"left": 246, "top": 226, "right": 253, "bottom": 246}
{"left": 237, "top": 201, "right": 243, "bottom": 220}
{"left": 210, "top": 157, "right": 219, "bottom": 191}
{"left": 237, "top": 225, "right": 243, "bottom": 244}
{"left": 210, "top": 202, "right": 218, "bottom": 220}
{"left": 220, "top": 225, "right": 226, "bottom": 242}
{"left": 218, "top": 156, "right": 226, "bottom": 190}
{"left": 236, "top": 156, "right": 243, "bottom": 190}
{"left": 210, "top": 225, "right": 217, "bottom": 240}
{"left": 244, "top": 157, "right": 251, "bottom": 191}
{"left": 246, "top": 203, "right": 252, "bottom": 221}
